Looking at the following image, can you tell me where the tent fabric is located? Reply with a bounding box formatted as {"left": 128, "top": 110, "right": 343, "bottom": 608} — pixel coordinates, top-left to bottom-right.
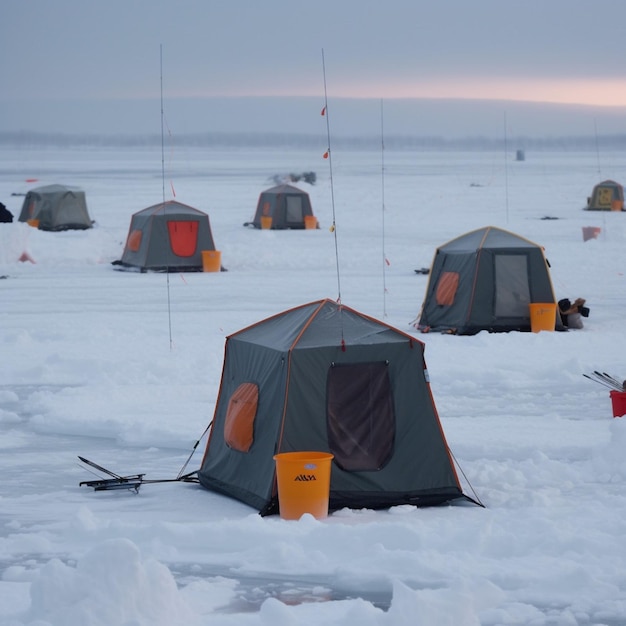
{"left": 18, "top": 184, "right": 92, "bottom": 231}
{"left": 246, "top": 184, "right": 315, "bottom": 229}
{"left": 416, "top": 226, "right": 564, "bottom": 335}
{"left": 113, "top": 200, "right": 218, "bottom": 273}
{"left": 586, "top": 179, "right": 624, "bottom": 211}
{"left": 198, "top": 299, "right": 473, "bottom": 516}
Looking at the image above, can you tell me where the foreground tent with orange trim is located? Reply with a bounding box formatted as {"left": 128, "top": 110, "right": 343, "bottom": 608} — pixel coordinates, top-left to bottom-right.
{"left": 415, "top": 226, "right": 564, "bottom": 335}
{"left": 113, "top": 200, "right": 219, "bottom": 272}
{"left": 198, "top": 299, "right": 477, "bottom": 516}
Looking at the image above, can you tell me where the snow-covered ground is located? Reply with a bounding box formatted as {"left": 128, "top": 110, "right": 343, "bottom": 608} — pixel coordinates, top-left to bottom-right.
{"left": 1, "top": 143, "right": 626, "bottom": 625}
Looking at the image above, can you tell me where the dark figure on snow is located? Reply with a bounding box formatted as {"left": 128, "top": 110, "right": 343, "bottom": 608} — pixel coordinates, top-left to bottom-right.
{"left": 0, "top": 202, "right": 13, "bottom": 223}
{"left": 558, "top": 297, "right": 589, "bottom": 329}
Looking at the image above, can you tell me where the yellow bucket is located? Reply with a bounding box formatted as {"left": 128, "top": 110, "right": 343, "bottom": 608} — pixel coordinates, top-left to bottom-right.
{"left": 304, "top": 215, "right": 317, "bottom": 230}
{"left": 529, "top": 302, "right": 557, "bottom": 332}
{"left": 260, "top": 216, "right": 272, "bottom": 230}
{"left": 201, "top": 250, "right": 221, "bottom": 272}
{"left": 273, "top": 451, "right": 333, "bottom": 520}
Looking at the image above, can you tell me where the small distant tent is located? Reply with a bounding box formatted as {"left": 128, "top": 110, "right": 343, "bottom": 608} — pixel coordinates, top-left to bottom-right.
{"left": 415, "top": 226, "right": 564, "bottom": 335}
{"left": 18, "top": 184, "right": 92, "bottom": 231}
{"left": 246, "top": 183, "right": 315, "bottom": 229}
{"left": 198, "top": 298, "right": 477, "bottom": 515}
{"left": 586, "top": 179, "right": 624, "bottom": 211}
{"left": 113, "top": 200, "right": 218, "bottom": 273}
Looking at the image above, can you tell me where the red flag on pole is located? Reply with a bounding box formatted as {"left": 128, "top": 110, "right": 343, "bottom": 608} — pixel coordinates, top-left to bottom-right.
{"left": 321, "top": 106, "right": 326, "bottom": 116}
{"left": 323, "top": 150, "right": 329, "bottom": 159}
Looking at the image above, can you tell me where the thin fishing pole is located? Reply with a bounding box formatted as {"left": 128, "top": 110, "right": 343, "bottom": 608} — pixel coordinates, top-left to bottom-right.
{"left": 160, "top": 45, "right": 166, "bottom": 206}
{"left": 321, "top": 49, "right": 341, "bottom": 304}
{"left": 160, "top": 44, "right": 174, "bottom": 351}
{"left": 594, "top": 118, "right": 602, "bottom": 176}
{"left": 380, "top": 99, "right": 388, "bottom": 318}
{"left": 593, "top": 118, "right": 608, "bottom": 239}
{"left": 503, "top": 111, "right": 509, "bottom": 224}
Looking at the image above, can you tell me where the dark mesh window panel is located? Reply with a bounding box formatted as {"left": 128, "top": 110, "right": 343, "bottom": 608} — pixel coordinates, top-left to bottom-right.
{"left": 494, "top": 254, "right": 530, "bottom": 317}
{"left": 326, "top": 362, "right": 395, "bottom": 471}
{"left": 285, "top": 196, "right": 303, "bottom": 222}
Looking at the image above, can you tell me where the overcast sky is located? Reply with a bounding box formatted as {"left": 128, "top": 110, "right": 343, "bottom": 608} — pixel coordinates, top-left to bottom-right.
{"left": 2, "top": 0, "right": 626, "bottom": 138}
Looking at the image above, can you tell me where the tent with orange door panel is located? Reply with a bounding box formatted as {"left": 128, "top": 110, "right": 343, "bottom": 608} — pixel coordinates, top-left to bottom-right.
{"left": 198, "top": 298, "right": 478, "bottom": 515}
{"left": 113, "top": 200, "right": 219, "bottom": 272}
{"left": 585, "top": 179, "right": 624, "bottom": 211}
{"left": 415, "top": 226, "right": 564, "bottom": 335}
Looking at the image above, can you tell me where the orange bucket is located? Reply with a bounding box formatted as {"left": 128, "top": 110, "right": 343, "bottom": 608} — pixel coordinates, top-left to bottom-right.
{"left": 201, "top": 250, "right": 221, "bottom": 272}
{"left": 273, "top": 451, "right": 333, "bottom": 520}
{"left": 260, "top": 216, "right": 272, "bottom": 230}
{"left": 529, "top": 303, "right": 557, "bottom": 332}
{"left": 27, "top": 218, "right": 40, "bottom": 228}
{"left": 304, "top": 215, "right": 317, "bottom": 230}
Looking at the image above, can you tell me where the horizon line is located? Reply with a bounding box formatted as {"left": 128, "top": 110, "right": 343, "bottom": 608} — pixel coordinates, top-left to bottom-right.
{"left": 3, "top": 94, "right": 626, "bottom": 111}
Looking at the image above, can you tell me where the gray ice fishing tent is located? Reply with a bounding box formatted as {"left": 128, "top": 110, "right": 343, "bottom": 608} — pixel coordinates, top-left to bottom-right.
{"left": 18, "top": 184, "right": 92, "bottom": 231}
{"left": 416, "top": 226, "right": 564, "bottom": 335}
{"left": 246, "top": 183, "right": 316, "bottom": 229}
{"left": 113, "top": 200, "right": 218, "bottom": 272}
{"left": 586, "top": 179, "right": 624, "bottom": 211}
{"left": 198, "top": 299, "right": 475, "bottom": 515}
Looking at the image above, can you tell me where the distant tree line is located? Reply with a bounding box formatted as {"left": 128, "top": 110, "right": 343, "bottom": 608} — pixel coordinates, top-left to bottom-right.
{"left": 3, "top": 130, "right": 626, "bottom": 152}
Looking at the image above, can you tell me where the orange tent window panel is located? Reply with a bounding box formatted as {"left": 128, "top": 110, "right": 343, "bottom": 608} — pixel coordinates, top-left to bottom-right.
{"left": 436, "top": 271, "right": 460, "bottom": 306}
{"left": 167, "top": 220, "right": 198, "bottom": 257}
{"left": 127, "top": 229, "right": 142, "bottom": 252}
{"left": 223, "top": 382, "right": 259, "bottom": 453}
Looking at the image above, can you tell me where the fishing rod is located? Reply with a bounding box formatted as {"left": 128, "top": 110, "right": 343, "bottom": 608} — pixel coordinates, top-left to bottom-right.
{"left": 583, "top": 371, "right": 626, "bottom": 392}
{"left": 503, "top": 111, "right": 509, "bottom": 224}
{"left": 600, "top": 371, "right": 626, "bottom": 389}
{"left": 321, "top": 49, "right": 341, "bottom": 304}
{"left": 160, "top": 44, "right": 174, "bottom": 352}
{"left": 78, "top": 456, "right": 146, "bottom": 493}
{"left": 320, "top": 49, "right": 346, "bottom": 351}
{"left": 593, "top": 371, "right": 626, "bottom": 390}
{"left": 594, "top": 118, "right": 602, "bottom": 176}
{"left": 77, "top": 421, "right": 213, "bottom": 493}
{"left": 583, "top": 373, "right": 615, "bottom": 391}
{"left": 380, "top": 98, "right": 388, "bottom": 319}
{"left": 78, "top": 455, "right": 199, "bottom": 493}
